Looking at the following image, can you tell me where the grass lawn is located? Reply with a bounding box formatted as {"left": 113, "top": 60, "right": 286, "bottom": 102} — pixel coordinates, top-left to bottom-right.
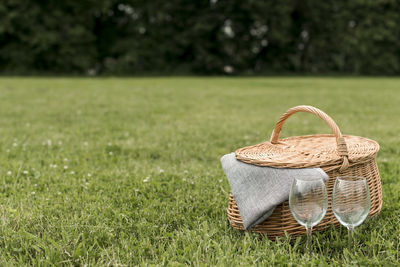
{"left": 0, "top": 77, "right": 399, "bottom": 265}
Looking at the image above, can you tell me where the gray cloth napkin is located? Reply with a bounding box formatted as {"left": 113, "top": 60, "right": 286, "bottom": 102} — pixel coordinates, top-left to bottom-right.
{"left": 221, "top": 153, "right": 328, "bottom": 230}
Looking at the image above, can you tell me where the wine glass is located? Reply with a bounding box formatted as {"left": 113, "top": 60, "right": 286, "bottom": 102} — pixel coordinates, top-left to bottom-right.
{"left": 332, "top": 176, "right": 371, "bottom": 241}
{"left": 289, "top": 177, "right": 328, "bottom": 249}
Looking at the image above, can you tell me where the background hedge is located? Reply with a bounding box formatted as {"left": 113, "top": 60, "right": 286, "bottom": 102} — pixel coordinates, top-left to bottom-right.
{"left": 1, "top": 0, "right": 399, "bottom": 75}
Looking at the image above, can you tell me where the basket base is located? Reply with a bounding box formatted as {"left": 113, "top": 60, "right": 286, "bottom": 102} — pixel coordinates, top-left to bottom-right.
{"left": 227, "top": 159, "right": 382, "bottom": 238}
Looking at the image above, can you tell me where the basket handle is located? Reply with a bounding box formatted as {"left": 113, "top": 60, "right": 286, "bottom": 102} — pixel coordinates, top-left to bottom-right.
{"left": 270, "top": 105, "right": 349, "bottom": 172}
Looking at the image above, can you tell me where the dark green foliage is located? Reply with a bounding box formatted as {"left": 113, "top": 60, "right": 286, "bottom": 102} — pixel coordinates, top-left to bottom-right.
{"left": 0, "top": 0, "right": 399, "bottom": 74}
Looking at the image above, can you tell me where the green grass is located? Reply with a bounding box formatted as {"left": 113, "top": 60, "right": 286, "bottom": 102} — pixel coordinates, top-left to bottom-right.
{"left": 0, "top": 77, "right": 399, "bottom": 266}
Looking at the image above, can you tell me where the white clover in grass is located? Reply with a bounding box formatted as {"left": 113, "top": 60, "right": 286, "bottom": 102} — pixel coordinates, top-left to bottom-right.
{"left": 23, "top": 170, "right": 28, "bottom": 175}
{"left": 184, "top": 170, "right": 188, "bottom": 174}
{"left": 47, "top": 140, "right": 52, "bottom": 146}
{"left": 107, "top": 142, "right": 112, "bottom": 146}
{"left": 159, "top": 169, "right": 164, "bottom": 173}
{"left": 7, "top": 171, "right": 11, "bottom": 176}
{"left": 83, "top": 141, "right": 88, "bottom": 146}
{"left": 31, "top": 192, "right": 35, "bottom": 195}
{"left": 57, "top": 191, "right": 61, "bottom": 195}
{"left": 70, "top": 171, "right": 75, "bottom": 175}
{"left": 64, "top": 166, "right": 68, "bottom": 170}
{"left": 58, "top": 141, "right": 63, "bottom": 145}
{"left": 12, "top": 143, "right": 17, "bottom": 147}
{"left": 87, "top": 173, "right": 92, "bottom": 177}
{"left": 219, "top": 179, "right": 222, "bottom": 183}
{"left": 109, "top": 151, "right": 113, "bottom": 155}
{"left": 34, "top": 184, "right": 37, "bottom": 187}
{"left": 6, "top": 149, "right": 10, "bottom": 153}
{"left": 63, "top": 158, "right": 68, "bottom": 162}
{"left": 143, "top": 176, "right": 150, "bottom": 183}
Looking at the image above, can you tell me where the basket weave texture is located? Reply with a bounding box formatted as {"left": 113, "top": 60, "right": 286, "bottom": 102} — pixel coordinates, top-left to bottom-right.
{"left": 228, "top": 105, "right": 382, "bottom": 238}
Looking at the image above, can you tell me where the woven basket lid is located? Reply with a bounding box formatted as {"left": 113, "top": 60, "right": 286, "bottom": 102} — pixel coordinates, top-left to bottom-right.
{"left": 235, "top": 106, "right": 379, "bottom": 172}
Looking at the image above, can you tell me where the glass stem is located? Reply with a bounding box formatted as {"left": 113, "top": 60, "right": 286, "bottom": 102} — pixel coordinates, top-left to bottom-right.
{"left": 347, "top": 226, "right": 354, "bottom": 249}
{"left": 348, "top": 226, "right": 354, "bottom": 239}
{"left": 306, "top": 225, "right": 312, "bottom": 250}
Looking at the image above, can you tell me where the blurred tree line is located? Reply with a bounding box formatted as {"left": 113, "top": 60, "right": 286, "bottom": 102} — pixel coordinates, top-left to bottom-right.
{"left": 0, "top": 0, "right": 399, "bottom": 75}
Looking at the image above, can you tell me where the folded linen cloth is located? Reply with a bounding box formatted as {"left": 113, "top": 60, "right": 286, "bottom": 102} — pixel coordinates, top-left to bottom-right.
{"left": 221, "top": 153, "right": 329, "bottom": 230}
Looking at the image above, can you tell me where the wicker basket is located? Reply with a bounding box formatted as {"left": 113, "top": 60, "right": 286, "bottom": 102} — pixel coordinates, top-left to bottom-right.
{"left": 227, "top": 105, "right": 382, "bottom": 238}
